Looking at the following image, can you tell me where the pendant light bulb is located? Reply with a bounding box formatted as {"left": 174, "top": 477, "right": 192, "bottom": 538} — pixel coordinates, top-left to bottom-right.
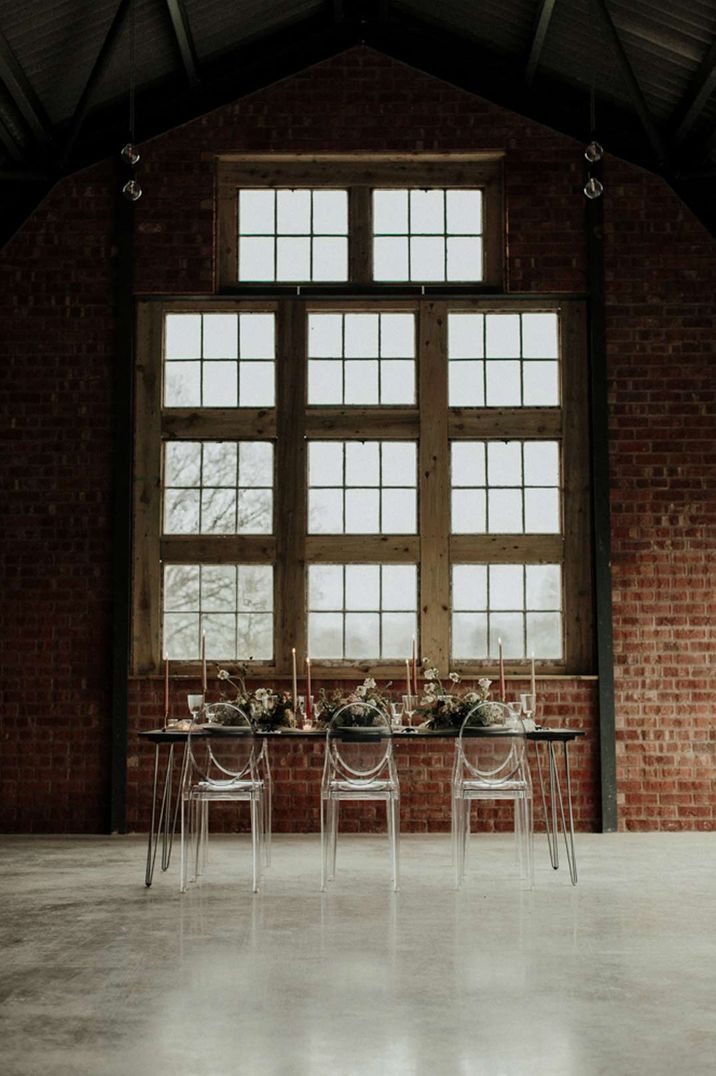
{"left": 123, "top": 178, "right": 142, "bottom": 202}
{"left": 584, "top": 140, "right": 604, "bottom": 163}
{"left": 121, "top": 142, "right": 140, "bottom": 165}
{"left": 583, "top": 176, "right": 604, "bottom": 200}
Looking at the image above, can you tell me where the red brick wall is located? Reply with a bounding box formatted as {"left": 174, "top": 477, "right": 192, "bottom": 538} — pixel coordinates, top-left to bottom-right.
{"left": 1, "top": 49, "right": 713, "bottom": 833}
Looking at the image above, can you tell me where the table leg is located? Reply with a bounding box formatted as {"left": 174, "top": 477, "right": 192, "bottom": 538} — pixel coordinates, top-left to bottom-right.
{"left": 548, "top": 742, "right": 578, "bottom": 886}
{"left": 144, "top": 742, "right": 178, "bottom": 887}
{"left": 144, "top": 744, "right": 161, "bottom": 887}
{"left": 535, "top": 742, "right": 559, "bottom": 869}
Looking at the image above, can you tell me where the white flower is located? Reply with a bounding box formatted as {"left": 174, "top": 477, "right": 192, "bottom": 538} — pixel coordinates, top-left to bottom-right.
{"left": 363, "top": 677, "right": 376, "bottom": 690}
{"left": 254, "top": 688, "right": 269, "bottom": 701}
{"left": 478, "top": 678, "right": 492, "bottom": 691}
{"left": 217, "top": 669, "right": 231, "bottom": 680}
{"left": 448, "top": 672, "right": 460, "bottom": 683}
{"left": 424, "top": 668, "right": 437, "bottom": 681}
{"left": 424, "top": 681, "right": 437, "bottom": 696}
{"left": 464, "top": 691, "right": 479, "bottom": 703}
{"left": 355, "top": 684, "right": 367, "bottom": 698}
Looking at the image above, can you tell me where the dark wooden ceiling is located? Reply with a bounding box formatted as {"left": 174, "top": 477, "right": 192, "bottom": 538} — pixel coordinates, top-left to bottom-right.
{"left": 2, "top": 0, "right": 716, "bottom": 246}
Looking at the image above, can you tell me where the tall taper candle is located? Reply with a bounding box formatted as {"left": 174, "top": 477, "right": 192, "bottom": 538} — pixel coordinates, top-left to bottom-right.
{"left": 411, "top": 636, "right": 418, "bottom": 697}
{"left": 164, "top": 654, "right": 169, "bottom": 720}
{"left": 498, "top": 637, "right": 506, "bottom": 702}
{"left": 405, "top": 658, "right": 411, "bottom": 692}
{"left": 201, "top": 632, "right": 207, "bottom": 694}
{"left": 530, "top": 652, "right": 536, "bottom": 710}
{"left": 306, "top": 657, "right": 312, "bottom": 721}
{"left": 292, "top": 647, "right": 298, "bottom": 712}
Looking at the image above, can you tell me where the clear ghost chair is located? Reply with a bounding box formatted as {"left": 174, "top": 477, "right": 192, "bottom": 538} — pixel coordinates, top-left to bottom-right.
{"left": 321, "top": 700, "right": 399, "bottom": 892}
{"left": 180, "top": 703, "right": 264, "bottom": 893}
{"left": 210, "top": 700, "right": 272, "bottom": 866}
{"left": 452, "top": 701, "right": 534, "bottom": 889}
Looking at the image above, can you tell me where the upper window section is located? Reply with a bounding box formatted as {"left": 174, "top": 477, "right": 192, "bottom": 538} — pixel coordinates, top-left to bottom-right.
{"left": 448, "top": 312, "right": 560, "bottom": 407}
{"left": 373, "top": 189, "right": 483, "bottom": 282}
{"left": 308, "top": 312, "right": 415, "bottom": 405}
{"left": 164, "top": 312, "right": 275, "bottom": 408}
{"left": 238, "top": 189, "right": 348, "bottom": 282}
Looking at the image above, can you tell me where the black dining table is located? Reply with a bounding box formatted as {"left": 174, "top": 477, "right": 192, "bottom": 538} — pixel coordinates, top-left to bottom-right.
{"left": 139, "top": 724, "right": 584, "bottom": 888}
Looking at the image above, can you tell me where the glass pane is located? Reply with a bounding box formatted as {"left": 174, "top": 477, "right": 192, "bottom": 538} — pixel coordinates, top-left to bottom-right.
{"left": 446, "top": 190, "right": 482, "bottom": 234}
{"left": 237, "top": 488, "right": 272, "bottom": 533}
{"left": 446, "top": 237, "right": 482, "bottom": 281}
{"left": 203, "top": 613, "right": 236, "bottom": 659}
{"left": 308, "top": 488, "right": 343, "bottom": 533}
{"left": 203, "top": 442, "right": 237, "bottom": 486}
{"left": 451, "top": 442, "right": 485, "bottom": 486}
{"left": 201, "top": 487, "right": 236, "bottom": 532}
{"left": 382, "top": 612, "right": 415, "bottom": 657}
{"left": 489, "top": 565, "right": 523, "bottom": 609}
{"left": 312, "top": 190, "right": 348, "bottom": 233}
{"left": 452, "top": 564, "right": 487, "bottom": 610}
{"left": 486, "top": 361, "right": 521, "bottom": 406}
{"left": 308, "top": 314, "right": 342, "bottom": 357}
{"left": 381, "top": 488, "right": 416, "bottom": 533}
{"left": 523, "top": 441, "right": 559, "bottom": 486}
{"left": 238, "top": 565, "right": 273, "bottom": 610}
{"left": 488, "top": 442, "right": 522, "bottom": 486}
{"left": 345, "top": 360, "right": 379, "bottom": 404}
{"left": 488, "top": 489, "right": 522, "bottom": 532}
{"left": 164, "top": 362, "right": 200, "bottom": 407}
{"left": 526, "top": 612, "right": 562, "bottom": 658}
{"left": 239, "top": 362, "right": 274, "bottom": 407}
{"left": 345, "top": 488, "right": 380, "bottom": 533}
{"left": 382, "top": 565, "right": 416, "bottom": 610}
{"left": 239, "top": 441, "right": 273, "bottom": 486}
{"left": 380, "top": 361, "right": 415, "bottom": 404}
{"left": 238, "top": 189, "right": 275, "bottom": 234}
{"left": 523, "top": 361, "right": 559, "bottom": 405}
{"left": 203, "top": 362, "right": 237, "bottom": 407}
{"left": 373, "top": 237, "right": 408, "bottom": 280}
{"left": 526, "top": 565, "right": 561, "bottom": 610}
{"left": 452, "top": 612, "right": 487, "bottom": 659}
{"left": 490, "top": 613, "right": 524, "bottom": 657}
{"left": 277, "top": 189, "right": 311, "bottom": 234}
{"left": 309, "top": 612, "right": 343, "bottom": 658}
{"left": 164, "top": 613, "right": 198, "bottom": 659}
{"left": 309, "top": 565, "right": 343, "bottom": 610}
{"left": 381, "top": 442, "right": 416, "bottom": 486}
{"left": 165, "top": 314, "right": 201, "bottom": 359}
{"left": 449, "top": 361, "right": 484, "bottom": 407}
{"left": 238, "top": 612, "right": 273, "bottom": 660}
{"left": 373, "top": 190, "right": 408, "bottom": 234}
{"left": 486, "top": 314, "right": 520, "bottom": 358}
{"left": 345, "top": 314, "right": 379, "bottom": 358}
{"left": 524, "top": 488, "right": 560, "bottom": 533}
{"left": 346, "top": 565, "right": 379, "bottom": 610}
{"left": 201, "top": 565, "right": 235, "bottom": 611}
{"left": 164, "top": 564, "right": 200, "bottom": 610}
{"left": 240, "top": 314, "right": 275, "bottom": 358}
{"left": 313, "top": 237, "right": 348, "bottom": 281}
{"left": 309, "top": 442, "right": 343, "bottom": 486}
{"left": 522, "top": 313, "right": 558, "bottom": 358}
{"left": 346, "top": 442, "right": 380, "bottom": 486}
{"left": 345, "top": 613, "right": 380, "bottom": 658}
{"left": 410, "top": 236, "right": 444, "bottom": 280}
{"left": 164, "top": 489, "right": 200, "bottom": 533}
{"left": 410, "top": 189, "right": 444, "bottom": 233}
{"left": 165, "top": 442, "right": 201, "bottom": 486}
{"left": 239, "top": 237, "right": 274, "bottom": 281}
{"left": 277, "top": 237, "right": 310, "bottom": 280}
{"left": 380, "top": 314, "right": 415, "bottom": 357}
{"left": 308, "top": 360, "right": 343, "bottom": 404}
{"left": 452, "top": 489, "right": 486, "bottom": 533}
{"left": 203, "top": 314, "right": 237, "bottom": 359}
{"left": 449, "top": 314, "right": 484, "bottom": 358}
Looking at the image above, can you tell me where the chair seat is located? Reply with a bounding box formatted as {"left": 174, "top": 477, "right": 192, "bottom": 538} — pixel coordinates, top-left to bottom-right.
{"left": 191, "top": 778, "right": 263, "bottom": 798}
{"left": 458, "top": 778, "right": 530, "bottom": 797}
{"left": 327, "top": 778, "right": 398, "bottom": 797}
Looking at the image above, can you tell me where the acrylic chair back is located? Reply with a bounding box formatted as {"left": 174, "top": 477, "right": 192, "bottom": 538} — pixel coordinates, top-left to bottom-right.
{"left": 186, "top": 702, "right": 259, "bottom": 790}
{"left": 457, "top": 701, "right": 528, "bottom": 787}
{"left": 324, "top": 700, "right": 394, "bottom": 785}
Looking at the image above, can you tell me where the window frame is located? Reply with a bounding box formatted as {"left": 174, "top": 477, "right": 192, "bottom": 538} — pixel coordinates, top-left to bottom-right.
{"left": 132, "top": 294, "right": 592, "bottom": 679}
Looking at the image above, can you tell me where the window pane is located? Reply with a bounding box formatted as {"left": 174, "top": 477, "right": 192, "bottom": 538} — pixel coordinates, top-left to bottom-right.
{"left": 486, "top": 314, "right": 520, "bottom": 358}
{"left": 523, "top": 361, "right": 559, "bottom": 405}
{"left": 522, "top": 313, "right": 558, "bottom": 358}
{"left": 381, "top": 488, "right": 416, "bottom": 533}
{"left": 164, "top": 489, "right": 200, "bottom": 533}
{"left": 239, "top": 441, "right": 273, "bottom": 486}
{"left": 203, "top": 314, "right": 237, "bottom": 359}
{"left": 240, "top": 314, "right": 275, "bottom": 358}
{"left": 373, "top": 190, "right": 408, "bottom": 234}
{"left": 380, "top": 361, "right": 415, "bottom": 404}
{"left": 203, "top": 362, "right": 238, "bottom": 407}
{"left": 345, "top": 360, "right": 379, "bottom": 404}
{"left": 345, "top": 613, "right": 380, "bottom": 658}
{"left": 309, "top": 613, "right": 343, "bottom": 658}
{"left": 201, "top": 565, "right": 235, "bottom": 611}
{"left": 164, "top": 613, "right": 198, "bottom": 660}
{"left": 163, "top": 564, "right": 273, "bottom": 661}
{"left": 238, "top": 612, "right": 273, "bottom": 660}
{"left": 239, "top": 362, "right": 274, "bottom": 406}
{"left": 308, "top": 313, "right": 342, "bottom": 357}
{"left": 446, "top": 190, "right": 482, "bottom": 234}
{"left": 486, "top": 361, "right": 521, "bottom": 406}
{"left": 488, "top": 488, "right": 522, "bottom": 532}
{"left": 489, "top": 613, "right": 524, "bottom": 658}
{"left": 312, "top": 190, "right": 348, "bottom": 234}
{"left": 309, "top": 442, "right": 343, "bottom": 486}
{"left": 309, "top": 565, "right": 343, "bottom": 610}
{"left": 382, "top": 443, "right": 416, "bottom": 486}
{"left": 449, "top": 361, "right": 484, "bottom": 407}
{"left": 237, "top": 565, "right": 273, "bottom": 611}
{"left": 410, "top": 189, "right": 444, "bottom": 233}
{"left": 203, "top": 613, "right": 236, "bottom": 659}
{"left": 204, "top": 442, "right": 237, "bottom": 486}
{"left": 447, "top": 237, "right": 482, "bottom": 281}
{"left": 526, "top": 565, "right": 561, "bottom": 610}
{"left": 200, "top": 487, "right": 235, "bottom": 532}
{"left": 526, "top": 612, "right": 562, "bottom": 658}
{"left": 346, "top": 565, "right": 380, "bottom": 610}
{"left": 410, "top": 236, "right": 445, "bottom": 281}
{"left": 373, "top": 236, "right": 409, "bottom": 280}
{"left": 346, "top": 442, "right": 380, "bottom": 486}
{"left": 452, "top": 442, "right": 485, "bottom": 486}
{"left": 313, "top": 237, "right": 348, "bottom": 281}
{"left": 382, "top": 565, "right": 417, "bottom": 610}
{"left": 238, "top": 488, "right": 272, "bottom": 533}
{"left": 308, "top": 360, "right": 343, "bottom": 404}
{"left": 345, "top": 488, "right": 380, "bottom": 533}
{"left": 165, "top": 442, "right": 201, "bottom": 487}
{"left": 164, "top": 565, "right": 200, "bottom": 610}
{"left": 523, "top": 441, "right": 559, "bottom": 486}
{"left": 524, "top": 488, "right": 560, "bottom": 533}
{"left": 309, "top": 488, "right": 343, "bottom": 533}
{"left": 452, "top": 613, "right": 488, "bottom": 659}
{"left": 345, "top": 314, "right": 379, "bottom": 357}
{"left": 488, "top": 442, "right": 522, "bottom": 486}
{"left": 382, "top": 612, "right": 415, "bottom": 657}
{"left": 380, "top": 314, "right": 415, "bottom": 357}
{"left": 239, "top": 236, "right": 274, "bottom": 281}
{"left": 489, "top": 565, "right": 523, "bottom": 610}
{"left": 165, "top": 314, "right": 201, "bottom": 359}
{"left": 277, "top": 189, "right": 311, "bottom": 234}
{"left": 165, "top": 362, "right": 200, "bottom": 407}
{"left": 449, "top": 314, "right": 484, "bottom": 359}
{"left": 277, "top": 237, "right": 311, "bottom": 280}
{"left": 452, "top": 489, "right": 486, "bottom": 533}
{"left": 238, "top": 190, "right": 275, "bottom": 234}
{"left": 452, "top": 565, "right": 487, "bottom": 611}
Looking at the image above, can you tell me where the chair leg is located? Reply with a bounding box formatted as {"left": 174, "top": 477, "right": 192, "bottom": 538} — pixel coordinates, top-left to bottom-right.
{"left": 320, "top": 794, "right": 328, "bottom": 891}
{"left": 180, "top": 796, "right": 187, "bottom": 893}
{"left": 388, "top": 795, "right": 399, "bottom": 892}
{"left": 329, "top": 799, "right": 338, "bottom": 880}
{"left": 263, "top": 775, "right": 272, "bottom": 867}
{"left": 250, "top": 795, "right": 261, "bottom": 893}
{"left": 453, "top": 793, "right": 464, "bottom": 889}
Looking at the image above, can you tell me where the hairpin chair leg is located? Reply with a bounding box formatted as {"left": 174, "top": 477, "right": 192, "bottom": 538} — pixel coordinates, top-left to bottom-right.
{"left": 388, "top": 795, "right": 400, "bottom": 892}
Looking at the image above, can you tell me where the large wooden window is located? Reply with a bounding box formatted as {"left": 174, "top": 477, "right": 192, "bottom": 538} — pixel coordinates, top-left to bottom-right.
{"left": 132, "top": 158, "right": 592, "bottom": 680}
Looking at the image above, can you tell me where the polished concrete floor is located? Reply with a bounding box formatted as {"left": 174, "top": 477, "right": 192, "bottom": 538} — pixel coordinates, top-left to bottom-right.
{"left": 1, "top": 832, "right": 714, "bottom": 1076}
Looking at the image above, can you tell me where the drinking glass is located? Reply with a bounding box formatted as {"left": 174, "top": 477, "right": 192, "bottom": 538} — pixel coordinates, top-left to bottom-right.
{"left": 187, "top": 693, "right": 205, "bottom": 723}
{"left": 390, "top": 702, "right": 404, "bottom": 730}
{"left": 519, "top": 693, "right": 535, "bottom": 717}
{"left": 402, "top": 694, "right": 419, "bottom": 727}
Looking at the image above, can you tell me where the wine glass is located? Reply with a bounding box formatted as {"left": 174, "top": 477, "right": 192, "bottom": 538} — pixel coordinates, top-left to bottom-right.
{"left": 187, "top": 693, "right": 205, "bottom": 724}
{"left": 402, "top": 694, "right": 418, "bottom": 727}
{"left": 390, "top": 702, "right": 404, "bottom": 730}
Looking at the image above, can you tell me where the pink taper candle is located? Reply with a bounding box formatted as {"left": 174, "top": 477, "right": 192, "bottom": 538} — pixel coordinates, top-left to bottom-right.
{"left": 305, "top": 657, "right": 312, "bottom": 721}
{"left": 405, "top": 658, "right": 411, "bottom": 692}
{"left": 201, "top": 631, "right": 207, "bottom": 694}
{"left": 530, "top": 652, "right": 537, "bottom": 710}
{"left": 498, "top": 637, "right": 506, "bottom": 702}
{"left": 292, "top": 648, "right": 298, "bottom": 713}
{"left": 163, "top": 654, "right": 169, "bottom": 720}
{"left": 411, "top": 636, "right": 418, "bottom": 697}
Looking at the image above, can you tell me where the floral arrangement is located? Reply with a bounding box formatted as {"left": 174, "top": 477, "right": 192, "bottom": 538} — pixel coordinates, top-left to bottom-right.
{"left": 314, "top": 677, "right": 393, "bottom": 728}
{"left": 417, "top": 662, "right": 501, "bottom": 729}
{"left": 215, "top": 666, "right": 296, "bottom": 730}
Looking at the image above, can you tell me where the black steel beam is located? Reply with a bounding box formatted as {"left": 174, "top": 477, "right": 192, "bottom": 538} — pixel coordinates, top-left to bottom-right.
{"left": 0, "top": 110, "right": 23, "bottom": 161}
{"left": 164, "top": 0, "right": 200, "bottom": 86}
{"left": 63, "top": 0, "right": 133, "bottom": 165}
{"left": 525, "top": 0, "right": 558, "bottom": 86}
{"left": 585, "top": 157, "right": 617, "bottom": 833}
{"left": 0, "top": 30, "right": 52, "bottom": 148}
{"left": 591, "top": 0, "right": 668, "bottom": 168}
{"left": 109, "top": 157, "right": 135, "bottom": 834}
{"left": 672, "top": 35, "right": 716, "bottom": 144}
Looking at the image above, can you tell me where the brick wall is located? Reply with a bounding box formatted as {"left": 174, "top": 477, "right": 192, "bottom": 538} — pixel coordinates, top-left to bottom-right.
{"left": 1, "top": 49, "right": 713, "bottom": 834}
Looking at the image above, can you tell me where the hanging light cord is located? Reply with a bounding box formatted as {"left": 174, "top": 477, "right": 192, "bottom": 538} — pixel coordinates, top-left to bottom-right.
{"left": 121, "top": 0, "right": 142, "bottom": 199}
